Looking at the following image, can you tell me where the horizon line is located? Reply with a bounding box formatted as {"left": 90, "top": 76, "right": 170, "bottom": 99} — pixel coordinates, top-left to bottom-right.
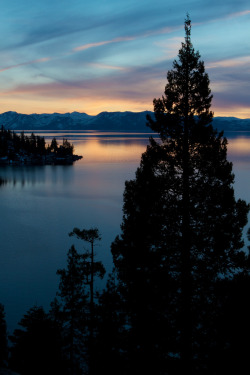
{"left": 0, "top": 110, "right": 249, "bottom": 120}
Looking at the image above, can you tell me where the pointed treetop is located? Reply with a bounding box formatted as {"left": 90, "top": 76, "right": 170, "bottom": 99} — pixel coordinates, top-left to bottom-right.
{"left": 185, "top": 13, "right": 191, "bottom": 44}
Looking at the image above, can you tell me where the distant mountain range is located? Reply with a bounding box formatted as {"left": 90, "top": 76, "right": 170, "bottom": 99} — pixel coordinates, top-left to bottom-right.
{"left": 0, "top": 111, "right": 250, "bottom": 132}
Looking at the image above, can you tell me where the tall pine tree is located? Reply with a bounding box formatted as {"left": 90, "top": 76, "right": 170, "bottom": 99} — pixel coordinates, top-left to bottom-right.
{"left": 68, "top": 228, "right": 105, "bottom": 375}
{"left": 111, "top": 15, "right": 249, "bottom": 374}
{"left": 56, "top": 245, "right": 89, "bottom": 375}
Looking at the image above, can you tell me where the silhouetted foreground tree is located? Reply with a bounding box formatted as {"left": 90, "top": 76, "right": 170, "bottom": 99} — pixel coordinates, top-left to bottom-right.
{"left": 9, "top": 305, "right": 67, "bottom": 375}
{"left": 56, "top": 245, "right": 88, "bottom": 375}
{"left": 0, "top": 304, "right": 8, "bottom": 368}
{"left": 212, "top": 272, "right": 250, "bottom": 374}
{"left": 111, "top": 15, "right": 249, "bottom": 374}
{"left": 68, "top": 228, "right": 105, "bottom": 375}
{"left": 51, "top": 228, "right": 106, "bottom": 374}
{"left": 92, "top": 270, "right": 129, "bottom": 375}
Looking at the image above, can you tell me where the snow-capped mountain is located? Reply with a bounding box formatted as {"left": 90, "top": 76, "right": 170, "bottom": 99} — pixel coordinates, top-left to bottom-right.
{"left": 0, "top": 111, "right": 249, "bottom": 132}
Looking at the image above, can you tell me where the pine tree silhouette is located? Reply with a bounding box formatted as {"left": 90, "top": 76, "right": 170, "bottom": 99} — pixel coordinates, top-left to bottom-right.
{"left": 111, "top": 15, "right": 249, "bottom": 374}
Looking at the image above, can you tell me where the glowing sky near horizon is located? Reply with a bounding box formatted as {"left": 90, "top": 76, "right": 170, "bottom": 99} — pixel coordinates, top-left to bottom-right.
{"left": 0, "top": 0, "right": 249, "bottom": 118}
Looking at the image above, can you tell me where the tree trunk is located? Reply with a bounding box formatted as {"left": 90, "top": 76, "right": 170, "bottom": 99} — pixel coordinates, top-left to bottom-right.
{"left": 180, "top": 106, "right": 193, "bottom": 372}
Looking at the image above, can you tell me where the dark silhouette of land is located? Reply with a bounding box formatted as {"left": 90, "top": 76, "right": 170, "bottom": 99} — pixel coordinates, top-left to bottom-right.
{"left": 0, "top": 127, "right": 82, "bottom": 165}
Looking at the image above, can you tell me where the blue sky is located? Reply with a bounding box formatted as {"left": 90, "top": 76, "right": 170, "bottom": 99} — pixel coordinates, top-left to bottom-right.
{"left": 0, "top": 0, "right": 249, "bottom": 117}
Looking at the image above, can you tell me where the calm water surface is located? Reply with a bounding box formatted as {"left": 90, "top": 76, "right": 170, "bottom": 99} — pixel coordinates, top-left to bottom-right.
{"left": 0, "top": 131, "right": 250, "bottom": 333}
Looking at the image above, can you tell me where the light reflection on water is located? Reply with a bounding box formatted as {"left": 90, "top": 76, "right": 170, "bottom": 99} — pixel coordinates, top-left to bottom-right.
{"left": 0, "top": 132, "right": 249, "bottom": 333}
{"left": 229, "top": 137, "right": 250, "bottom": 153}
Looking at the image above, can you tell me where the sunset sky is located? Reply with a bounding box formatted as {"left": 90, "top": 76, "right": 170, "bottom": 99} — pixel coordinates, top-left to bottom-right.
{"left": 0, "top": 0, "right": 249, "bottom": 118}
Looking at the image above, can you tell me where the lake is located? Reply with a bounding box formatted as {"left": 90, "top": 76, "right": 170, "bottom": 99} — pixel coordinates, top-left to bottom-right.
{"left": 1, "top": 131, "right": 250, "bottom": 333}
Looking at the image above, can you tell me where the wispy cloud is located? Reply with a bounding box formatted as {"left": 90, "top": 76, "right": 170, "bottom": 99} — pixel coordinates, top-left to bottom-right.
{"left": 207, "top": 56, "right": 250, "bottom": 69}
{"left": 72, "top": 25, "right": 179, "bottom": 54}
{"left": 141, "top": 25, "right": 182, "bottom": 38}
{"left": 226, "top": 9, "right": 250, "bottom": 19}
{"left": 87, "top": 62, "right": 127, "bottom": 71}
{"left": 192, "top": 8, "right": 250, "bottom": 29}
{"left": 0, "top": 57, "right": 51, "bottom": 73}
{"left": 0, "top": 24, "right": 179, "bottom": 75}
{"left": 73, "top": 37, "right": 135, "bottom": 52}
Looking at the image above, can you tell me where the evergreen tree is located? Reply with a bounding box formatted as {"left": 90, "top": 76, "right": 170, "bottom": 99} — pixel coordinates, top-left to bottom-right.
{"left": 9, "top": 305, "right": 66, "bottom": 375}
{"left": 61, "top": 138, "right": 74, "bottom": 156}
{"left": 50, "top": 137, "right": 59, "bottom": 153}
{"left": 56, "top": 245, "right": 89, "bottom": 375}
{"left": 56, "top": 230, "right": 106, "bottom": 375}
{"left": 211, "top": 272, "right": 250, "bottom": 374}
{"left": 48, "top": 298, "right": 67, "bottom": 372}
{"left": 93, "top": 270, "right": 128, "bottom": 375}
{"left": 69, "top": 228, "right": 105, "bottom": 375}
{"left": 0, "top": 304, "right": 8, "bottom": 368}
{"left": 36, "top": 135, "right": 46, "bottom": 154}
{"left": 20, "top": 130, "right": 26, "bottom": 150}
{"left": 29, "top": 133, "right": 37, "bottom": 153}
{"left": 111, "top": 15, "right": 249, "bottom": 374}
{"left": 0, "top": 127, "right": 8, "bottom": 157}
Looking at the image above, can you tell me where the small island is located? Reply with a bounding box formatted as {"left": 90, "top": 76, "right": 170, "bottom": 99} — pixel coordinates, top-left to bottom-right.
{"left": 0, "top": 126, "right": 82, "bottom": 165}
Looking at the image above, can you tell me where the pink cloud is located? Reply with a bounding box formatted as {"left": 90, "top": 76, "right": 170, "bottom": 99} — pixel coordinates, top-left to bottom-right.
{"left": 226, "top": 10, "right": 250, "bottom": 19}
{"left": 0, "top": 57, "right": 51, "bottom": 73}
{"left": 72, "top": 25, "right": 179, "bottom": 54}
{"left": 87, "top": 62, "right": 128, "bottom": 71}
{"left": 73, "top": 36, "right": 135, "bottom": 52}
{"left": 207, "top": 56, "right": 250, "bottom": 69}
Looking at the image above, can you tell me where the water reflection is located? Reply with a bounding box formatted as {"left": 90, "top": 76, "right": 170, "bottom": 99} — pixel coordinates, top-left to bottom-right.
{"left": 0, "top": 165, "right": 75, "bottom": 188}
{"left": 0, "top": 135, "right": 150, "bottom": 187}
{"left": 1, "top": 132, "right": 250, "bottom": 187}
{"left": 227, "top": 134, "right": 250, "bottom": 160}
{"left": 0, "top": 177, "right": 8, "bottom": 186}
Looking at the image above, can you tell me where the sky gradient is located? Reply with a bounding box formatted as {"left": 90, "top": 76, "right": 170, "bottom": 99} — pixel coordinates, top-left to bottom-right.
{"left": 0, "top": 0, "right": 250, "bottom": 118}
